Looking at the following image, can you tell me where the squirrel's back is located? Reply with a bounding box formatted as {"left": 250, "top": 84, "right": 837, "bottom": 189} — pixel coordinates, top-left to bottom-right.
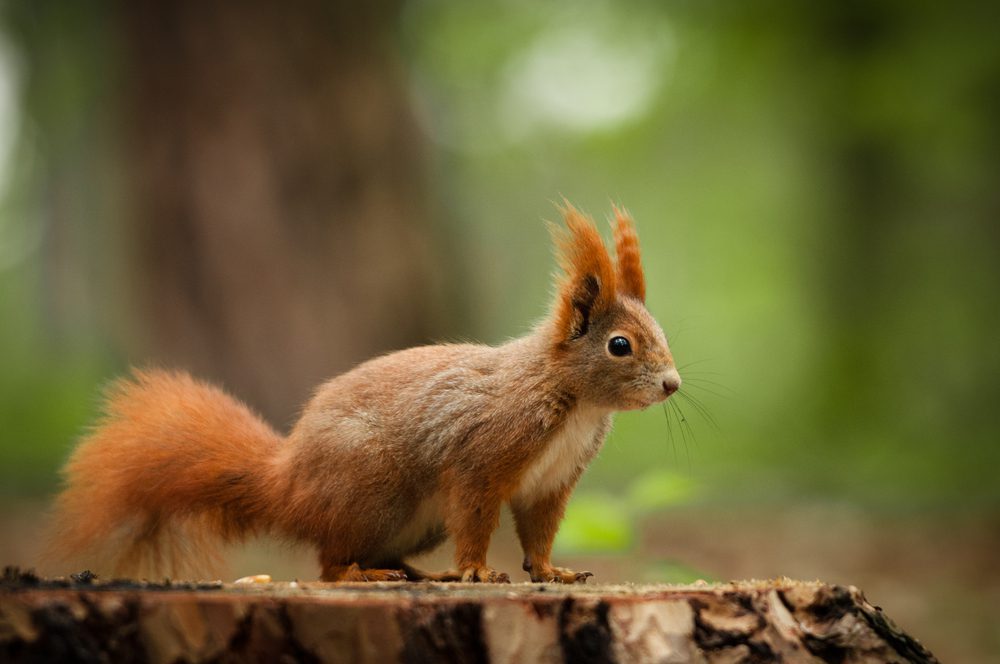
{"left": 47, "top": 369, "right": 283, "bottom": 579}
{"left": 287, "top": 338, "right": 560, "bottom": 469}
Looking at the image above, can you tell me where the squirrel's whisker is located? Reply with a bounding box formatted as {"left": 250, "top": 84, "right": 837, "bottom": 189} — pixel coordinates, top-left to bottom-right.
{"left": 680, "top": 376, "right": 734, "bottom": 394}
{"left": 677, "top": 391, "right": 720, "bottom": 432}
{"left": 677, "top": 359, "right": 717, "bottom": 371}
{"left": 681, "top": 382, "right": 729, "bottom": 399}
{"left": 662, "top": 403, "right": 678, "bottom": 463}
{"left": 677, "top": 370, "right": 728, "bottom": 379}
{"left": 668, "top": 399, "right": 694, "bottom": 469}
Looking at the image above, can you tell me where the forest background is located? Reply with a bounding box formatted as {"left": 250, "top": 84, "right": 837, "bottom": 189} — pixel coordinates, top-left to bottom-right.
{"left": 0, "top": 3, "right": 997, "bottom": 661}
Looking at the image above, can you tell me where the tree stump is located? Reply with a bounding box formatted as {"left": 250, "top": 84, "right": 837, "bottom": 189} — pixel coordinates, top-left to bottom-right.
{"left": 0, "top": 568, "right": 938, "bottom": 663}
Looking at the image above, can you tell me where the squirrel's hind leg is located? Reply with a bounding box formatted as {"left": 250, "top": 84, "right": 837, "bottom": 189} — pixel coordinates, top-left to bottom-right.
{"left": 320, "top": 561, "right": 407, "bottom": 582}
{"left": 399, "top": 563, "right": 509, "bottom": 583}
{"left": 398, "top": 563, "right": 463, "bottom": 582}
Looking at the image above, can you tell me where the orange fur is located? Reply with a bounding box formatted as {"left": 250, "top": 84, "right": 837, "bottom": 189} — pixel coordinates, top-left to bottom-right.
{"left": 613, "top": 204, "right": 646, "bottom": 302}
{"left": 47, "top": 202, "right": 680, "bottom": 584}
{"left": 47, "top": 370, "right": 283, "bottom": 579}
{"left": 551, "top": 202, "right": 618, "bottom": 343}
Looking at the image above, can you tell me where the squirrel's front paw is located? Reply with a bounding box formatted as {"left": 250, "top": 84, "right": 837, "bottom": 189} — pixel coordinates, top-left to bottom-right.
{"left": 530, "top": 565, "right": 593, "bottom": 584}
{"left": 460, "top": 566, "right": 510, "bottom": 583}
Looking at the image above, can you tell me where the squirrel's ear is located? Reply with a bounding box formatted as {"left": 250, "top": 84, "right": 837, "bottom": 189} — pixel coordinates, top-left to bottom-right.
{"left": 612, "top": 204, "right": 646, "bottom": 303}
{"left": 551, "top": 202, "right": 617, "bottom": 340}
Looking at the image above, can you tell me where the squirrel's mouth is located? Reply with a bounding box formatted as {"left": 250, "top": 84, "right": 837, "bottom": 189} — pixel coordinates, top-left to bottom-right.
{"left": 639, "top": 387, "right": 675, "bottom": 409}
{"left": 620, "top": 396, "right": 658, "bottom": 411}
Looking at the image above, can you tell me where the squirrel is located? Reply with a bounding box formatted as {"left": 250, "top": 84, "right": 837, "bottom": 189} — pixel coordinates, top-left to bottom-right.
{"left": 46, "top": 202, "right": 681, "bottom": 584}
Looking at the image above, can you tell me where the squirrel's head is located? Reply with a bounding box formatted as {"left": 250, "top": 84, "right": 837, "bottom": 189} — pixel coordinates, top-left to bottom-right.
{"left": 547, "top": 202, "right": 680, "bottom": 411}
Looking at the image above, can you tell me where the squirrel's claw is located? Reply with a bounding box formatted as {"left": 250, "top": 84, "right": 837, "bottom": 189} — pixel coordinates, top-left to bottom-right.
{"left": 530, "top": 566, "right": 593, "bottom": 584}
{"left": 327, "top": 563, "right": 408, "bottom": 582}
{"left": 460, "top": 566, "right": 510, "bottom": 583}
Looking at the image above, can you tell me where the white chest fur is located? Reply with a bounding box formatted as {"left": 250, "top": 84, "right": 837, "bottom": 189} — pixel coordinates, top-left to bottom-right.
{"left": 513, "top": 407, "right": 609, "bottom": 503}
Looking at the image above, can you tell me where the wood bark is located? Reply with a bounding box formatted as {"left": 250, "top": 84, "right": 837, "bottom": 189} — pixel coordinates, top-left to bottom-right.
{"left": 1, "top": 569, "right": 938, "bottom": 663}
{"left": 119, "top": 0, "right": 436, "bottom": 422}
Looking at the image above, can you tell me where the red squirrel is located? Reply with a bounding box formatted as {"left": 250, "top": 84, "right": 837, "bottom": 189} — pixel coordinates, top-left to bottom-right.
{"left": 48, "top": 202, "right": 681, "bottom": 584}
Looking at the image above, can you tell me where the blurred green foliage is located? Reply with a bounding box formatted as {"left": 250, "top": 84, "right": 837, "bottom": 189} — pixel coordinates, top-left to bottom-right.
{"left": 1, "top": 0, "right": 998, "bottom": 521}
{"left": 556, "top": 469, "right": 698, "bottom": 555}
{"left": 556, "top": 492, "right": 635, "bottom": 555}
{"left": 401, "top": 0, "right": 1000, "bottom": 513}
{"left": 0, "top": 2, "right": 117, "bottom": 498}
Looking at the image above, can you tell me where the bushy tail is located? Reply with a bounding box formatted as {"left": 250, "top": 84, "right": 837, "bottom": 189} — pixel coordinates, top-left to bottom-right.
{"left": 46, "top": 369, "right": 285, "bottom": 580}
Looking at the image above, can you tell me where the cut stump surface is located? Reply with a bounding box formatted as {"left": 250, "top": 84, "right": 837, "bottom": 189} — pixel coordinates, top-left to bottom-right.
{"left": 0, "top": 569, "right": 938, "bottom": 663}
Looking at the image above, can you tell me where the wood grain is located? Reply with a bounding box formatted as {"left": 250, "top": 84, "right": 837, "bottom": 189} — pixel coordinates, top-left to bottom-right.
{"left": 1, "top": 569, "right": 938, "bottom": 663}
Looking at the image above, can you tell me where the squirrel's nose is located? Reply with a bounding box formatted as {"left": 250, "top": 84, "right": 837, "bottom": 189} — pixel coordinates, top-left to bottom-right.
{"left": 661, "top": 369, "right": 681, "bottom": 397}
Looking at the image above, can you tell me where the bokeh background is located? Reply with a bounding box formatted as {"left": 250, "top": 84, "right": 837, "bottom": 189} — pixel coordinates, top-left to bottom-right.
{"left": 1, "top": 1, "right": 998, "bottom": 660}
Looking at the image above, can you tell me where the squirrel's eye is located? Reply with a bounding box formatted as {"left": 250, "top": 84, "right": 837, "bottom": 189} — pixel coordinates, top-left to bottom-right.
{"left": 608, "top": 336, "right": 632, "bottom": 357}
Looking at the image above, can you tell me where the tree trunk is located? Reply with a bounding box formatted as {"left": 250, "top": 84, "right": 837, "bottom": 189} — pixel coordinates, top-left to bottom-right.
{"left": 0, "top": 571, "right": 939, "bottom": 663}
{"left": 119, "top": 0, "right": 436, "bottom": 422}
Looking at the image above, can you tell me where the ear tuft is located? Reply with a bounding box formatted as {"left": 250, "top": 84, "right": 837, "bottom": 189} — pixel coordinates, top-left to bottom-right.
{"left": 551, "top": 201, "right": 617, "bottom": 341}
{"left": 612, "top": 204, "right": 646, "bottom": 302}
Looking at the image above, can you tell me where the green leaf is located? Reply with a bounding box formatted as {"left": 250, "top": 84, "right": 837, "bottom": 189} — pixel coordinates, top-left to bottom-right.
{"left": 626, "top": 468, "right": 699, "bottom": 513}
{"left": 554, "top": 492, "right": 634, "bottom": 555}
